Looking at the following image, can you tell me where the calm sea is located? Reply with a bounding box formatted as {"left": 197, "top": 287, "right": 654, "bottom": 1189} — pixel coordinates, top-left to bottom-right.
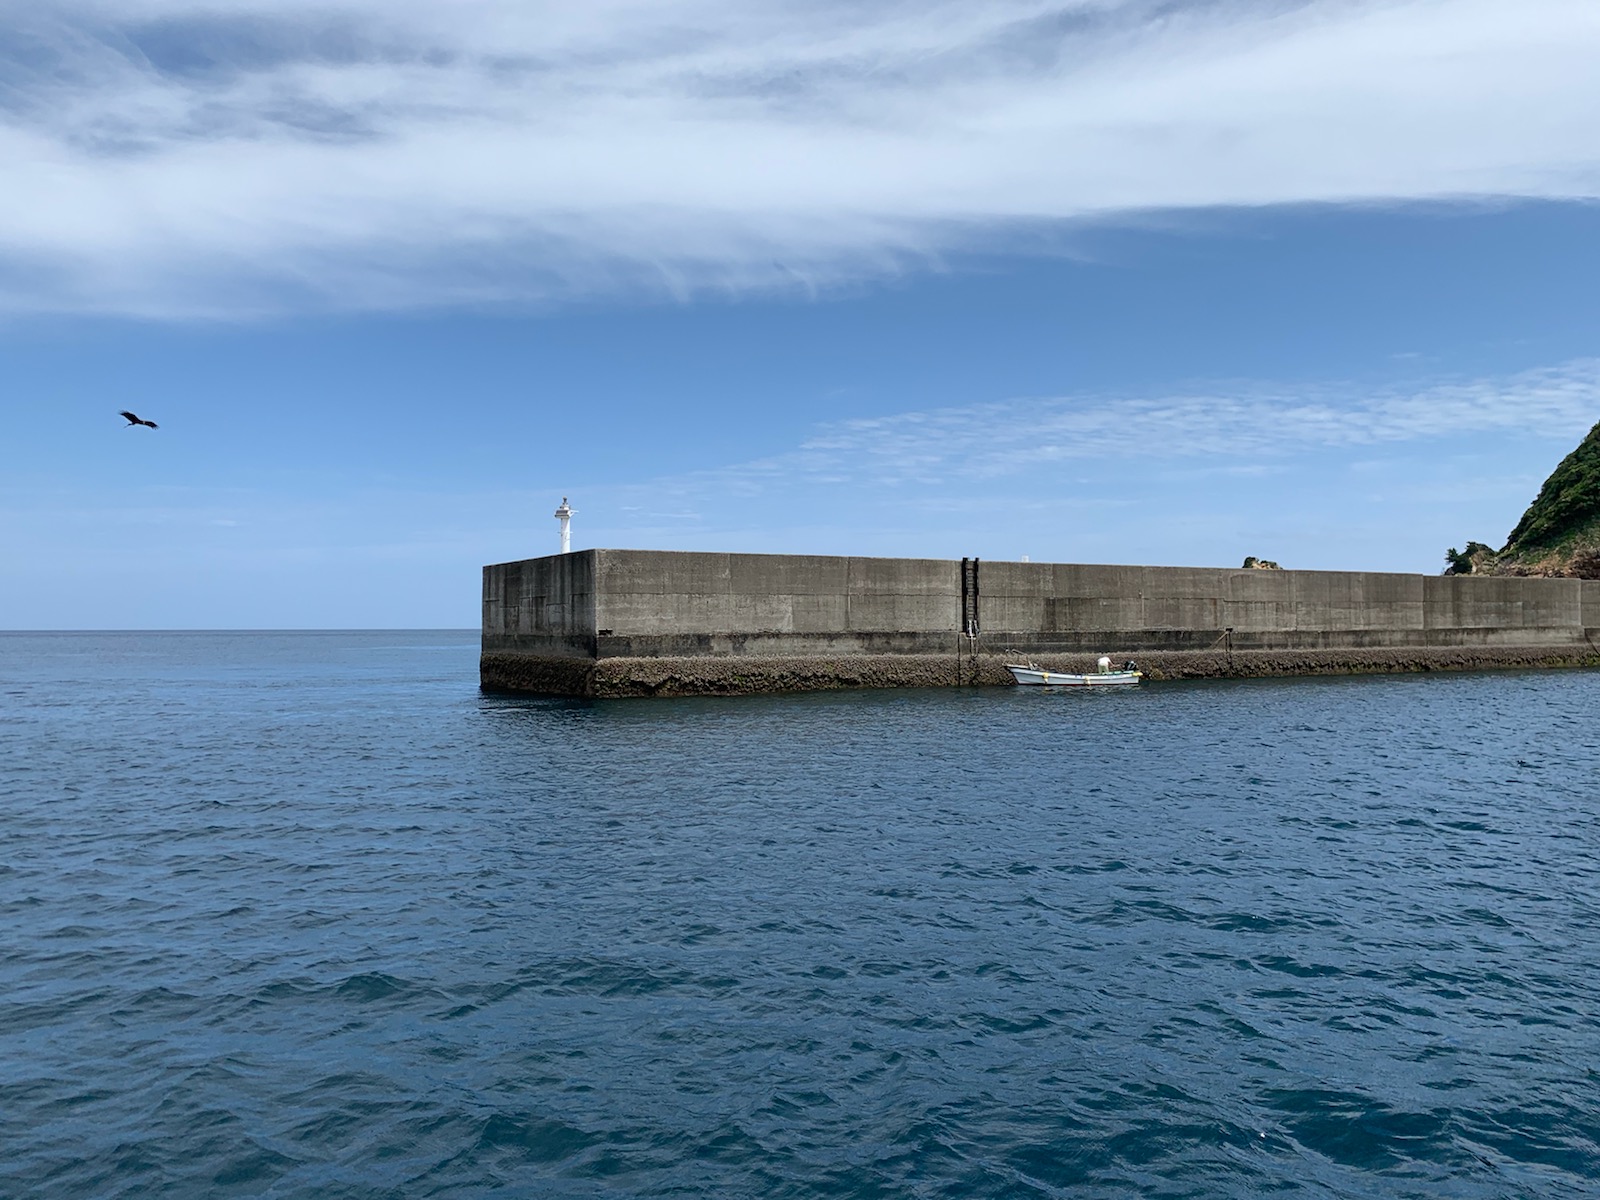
{"left": 2, "top": 631, "right": 1597, "bottom": 1198}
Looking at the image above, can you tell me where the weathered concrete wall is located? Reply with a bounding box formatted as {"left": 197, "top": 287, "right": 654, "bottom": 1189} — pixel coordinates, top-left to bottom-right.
{"left": 977, "top": 563, "right": 1592, "bottom": 652}
{"left": 481, "top": 550, "right": 1600, "bottom": 695}
{"left": 589, "top": 550, "right": 957, "bottom": 657}
{"left": 482, "top": 551, "right": 598, "bottom": 658}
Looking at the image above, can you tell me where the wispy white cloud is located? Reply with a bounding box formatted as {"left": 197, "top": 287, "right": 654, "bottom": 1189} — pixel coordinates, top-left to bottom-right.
{"left": 3, "top": 0, "right": 1599, "bottom": 315}
{"left": 653, "top": 358, "right": 1600, "bottom": 494}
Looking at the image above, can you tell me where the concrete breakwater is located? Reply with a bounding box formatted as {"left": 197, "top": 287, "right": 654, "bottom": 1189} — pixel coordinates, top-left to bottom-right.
{"left": 481, "top": 550, "right": 1600, "bottom": 697}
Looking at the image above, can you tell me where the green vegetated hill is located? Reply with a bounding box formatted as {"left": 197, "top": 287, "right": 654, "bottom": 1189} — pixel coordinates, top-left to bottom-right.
{"left": 1446, "top": 420, "right": 1600, "bottom": 578}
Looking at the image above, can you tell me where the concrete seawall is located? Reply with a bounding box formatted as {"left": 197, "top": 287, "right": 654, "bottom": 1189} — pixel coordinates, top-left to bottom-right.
{"left": 482, "top": 550, "right": 1600, "bottom": 697}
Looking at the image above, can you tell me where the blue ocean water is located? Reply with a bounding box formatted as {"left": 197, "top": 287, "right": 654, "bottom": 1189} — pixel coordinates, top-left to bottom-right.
{"left": 2, "top": 631, "right": 1598, "bottom": 1199}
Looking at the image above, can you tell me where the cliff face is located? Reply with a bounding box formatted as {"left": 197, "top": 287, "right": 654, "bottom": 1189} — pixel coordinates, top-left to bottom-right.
{"left": 1448, "top": 421, "right": 1600, "bottom": 578}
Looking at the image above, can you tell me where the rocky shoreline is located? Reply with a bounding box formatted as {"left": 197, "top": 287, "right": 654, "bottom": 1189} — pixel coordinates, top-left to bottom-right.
{"left": 481, "top": 644, "right": 1600, "bottom": 698}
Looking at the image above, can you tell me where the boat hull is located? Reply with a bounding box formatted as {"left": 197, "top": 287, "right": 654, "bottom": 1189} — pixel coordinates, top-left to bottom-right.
{"left": 1005, "top": 666, "right": 1142, "bottom": 687}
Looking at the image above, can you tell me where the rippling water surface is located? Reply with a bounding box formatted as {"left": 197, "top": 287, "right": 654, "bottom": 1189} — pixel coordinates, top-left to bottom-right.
{"left": 3, "top": 631, "right": 1599, "bottom": 1198}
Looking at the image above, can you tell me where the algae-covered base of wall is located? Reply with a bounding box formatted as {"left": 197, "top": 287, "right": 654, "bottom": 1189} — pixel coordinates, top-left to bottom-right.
{"left": 1129, "top": 645, "right": 1600, "bottom": 682}
{"left": 481, "top": 653, "right": 969, "bottom": 698}
{"left": 480, "top": 645, "right": 1600, "bottom": 698}
{"left": 479, "top": 652, "right": 598, "bottom": 698}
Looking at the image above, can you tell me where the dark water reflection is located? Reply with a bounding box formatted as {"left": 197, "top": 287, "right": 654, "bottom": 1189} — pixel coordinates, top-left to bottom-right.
{"left": 2, "top": 632, "right": 1597, "bottom": 1197}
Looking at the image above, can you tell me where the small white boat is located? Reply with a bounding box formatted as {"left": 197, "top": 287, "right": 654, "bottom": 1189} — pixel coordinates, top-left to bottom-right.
{"left": 1005, "top": 656, "right": 1142, "bottom": 687}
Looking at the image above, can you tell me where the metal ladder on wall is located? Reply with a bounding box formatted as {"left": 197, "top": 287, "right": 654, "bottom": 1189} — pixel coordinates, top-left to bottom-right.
{"left": 959, "top": 557, "right": 981, "bottom": 685}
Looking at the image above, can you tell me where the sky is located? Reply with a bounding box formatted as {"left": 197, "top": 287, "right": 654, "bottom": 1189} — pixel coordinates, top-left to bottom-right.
{"left": 3, "top": 0, "right": 1600, "bottom": 628}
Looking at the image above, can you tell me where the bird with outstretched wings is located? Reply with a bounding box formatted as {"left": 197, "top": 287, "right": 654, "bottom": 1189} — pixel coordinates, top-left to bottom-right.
{"left": 119, "top": 411, "right": 158, "bottom": 429}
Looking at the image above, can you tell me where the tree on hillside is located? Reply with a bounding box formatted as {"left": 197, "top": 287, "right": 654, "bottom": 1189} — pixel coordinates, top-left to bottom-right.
{"left": 1444, "top": 542, "right": 1493, "bottom": 575}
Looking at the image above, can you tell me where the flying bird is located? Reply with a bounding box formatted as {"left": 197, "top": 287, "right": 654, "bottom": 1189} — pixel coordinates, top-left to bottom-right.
{"left": 119, "top": 411, "right": 158, "bottom": 429}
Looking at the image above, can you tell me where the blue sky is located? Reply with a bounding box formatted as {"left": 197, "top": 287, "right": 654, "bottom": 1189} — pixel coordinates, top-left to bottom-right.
{"left": 4, "top": 0, "right": 1600, "bottom": 628}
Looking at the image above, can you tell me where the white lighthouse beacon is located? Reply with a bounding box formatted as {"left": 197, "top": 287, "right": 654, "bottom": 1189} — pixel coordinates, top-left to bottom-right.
{"left": 554, "top": 496, "right": 575, "bottom": 554}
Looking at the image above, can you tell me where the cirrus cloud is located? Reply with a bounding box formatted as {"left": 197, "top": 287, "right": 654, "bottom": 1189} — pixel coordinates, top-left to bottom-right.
{"left": 653, "top": 358, "right": 1600, "bottom": 494}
